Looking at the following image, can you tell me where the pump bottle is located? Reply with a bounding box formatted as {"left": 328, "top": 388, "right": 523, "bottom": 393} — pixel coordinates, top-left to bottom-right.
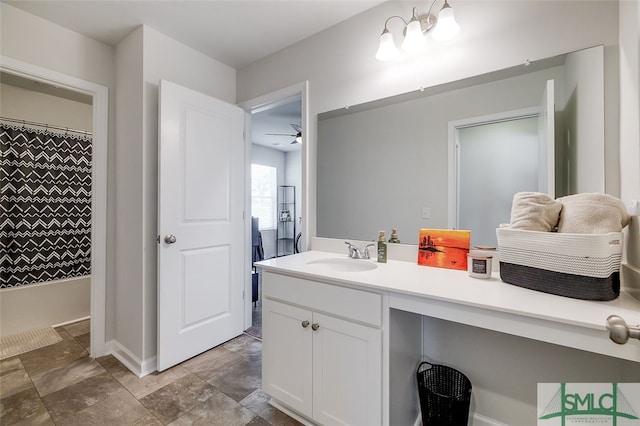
{"left": 377, "top": 231, "right": 387, "bottom": 263}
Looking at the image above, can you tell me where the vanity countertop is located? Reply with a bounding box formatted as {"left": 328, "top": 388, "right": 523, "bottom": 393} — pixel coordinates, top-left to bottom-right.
{"left": 257, "top": 250, "right": 640, "bottom": 362}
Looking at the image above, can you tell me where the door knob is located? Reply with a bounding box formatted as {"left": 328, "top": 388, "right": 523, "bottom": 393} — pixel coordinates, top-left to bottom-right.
{"left": 301, "top": 320, "right": 310, "bottom": 328}
{"left": 311, "top": 323, "right": 320, "bottom": 331}
{"left": 164, "top": 234, "right": 177, "bottom": 244}
{"left": 607, "top": 315, "right": 640, "bottom": 344}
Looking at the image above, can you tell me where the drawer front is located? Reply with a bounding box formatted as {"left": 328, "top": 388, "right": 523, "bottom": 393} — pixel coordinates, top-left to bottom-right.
{"left": 263, "top": 272, "right": 382, "bottom": 327}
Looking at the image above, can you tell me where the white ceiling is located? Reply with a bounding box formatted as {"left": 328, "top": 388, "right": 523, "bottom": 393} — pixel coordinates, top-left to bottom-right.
{"left": 252, "top": 98, "right": 302, "bottom": 152}
{"left": 5, "top": 0, "right": 385, "bottom": 70}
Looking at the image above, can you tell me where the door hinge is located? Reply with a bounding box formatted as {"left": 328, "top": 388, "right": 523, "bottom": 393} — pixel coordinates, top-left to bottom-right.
{"left": 242, "top": 290, "right": 245, "bottom": 300}
{"left": 156, "top": 235, "right": 160, "bottom": 244}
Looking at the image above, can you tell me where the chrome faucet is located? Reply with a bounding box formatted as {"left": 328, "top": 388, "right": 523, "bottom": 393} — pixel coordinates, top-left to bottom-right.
{"left": 345, "top": 241, "right": 375, "bottom": 259}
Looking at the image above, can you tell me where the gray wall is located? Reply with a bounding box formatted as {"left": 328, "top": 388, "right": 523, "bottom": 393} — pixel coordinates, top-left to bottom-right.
{"left": 563, "top": 46, "right": 606, "bottom": 194}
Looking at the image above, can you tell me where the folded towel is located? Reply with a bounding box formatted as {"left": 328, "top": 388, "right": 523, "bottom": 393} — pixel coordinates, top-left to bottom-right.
{"left": 509, "top": 192, "right": 562, "bottom": 232}
{"left": 557, "top": 193, "right": 630, "bottom": 233}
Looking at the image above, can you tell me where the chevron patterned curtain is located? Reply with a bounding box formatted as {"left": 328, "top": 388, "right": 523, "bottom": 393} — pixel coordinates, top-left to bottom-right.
{"left": 0, "top": 124, "right": 92, "bottom": 288}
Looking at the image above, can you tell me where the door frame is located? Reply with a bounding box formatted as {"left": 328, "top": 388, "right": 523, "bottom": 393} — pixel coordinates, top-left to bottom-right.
{"left": 447, "top": 107, "right": 540, "bottom": 229}
{"left": 237, "top": 81, "right": 309, "bottom": 329}
{"left": 1, "top": 56, "right": 109, "bottom": 357}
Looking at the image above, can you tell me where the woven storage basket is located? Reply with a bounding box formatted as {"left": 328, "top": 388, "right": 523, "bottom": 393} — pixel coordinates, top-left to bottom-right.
{"left": 496, "top": 228, "right": 622, "bottom": 301}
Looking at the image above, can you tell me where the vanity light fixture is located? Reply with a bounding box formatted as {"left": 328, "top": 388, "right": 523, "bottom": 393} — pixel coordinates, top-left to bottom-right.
{"left": 375, "top": 0, "right": 460, "bottom": 61}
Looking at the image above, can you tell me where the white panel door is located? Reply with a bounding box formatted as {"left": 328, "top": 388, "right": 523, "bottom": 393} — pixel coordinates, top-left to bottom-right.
{"left": 158, "top": 80, "right": 245, "bottom": 371}
{"left": 262, "top": 298, "right": 313, "bottom": 418}
{"left": 312, "top": 312, "right": 382, "bottom": 426}
{"left": 538, "top": 79, "right": 555, "bottom": 197}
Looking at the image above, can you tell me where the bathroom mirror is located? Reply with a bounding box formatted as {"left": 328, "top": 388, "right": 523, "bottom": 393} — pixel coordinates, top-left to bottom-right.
{"left": 317, "top": 46, "right": 605, "bottom": 246}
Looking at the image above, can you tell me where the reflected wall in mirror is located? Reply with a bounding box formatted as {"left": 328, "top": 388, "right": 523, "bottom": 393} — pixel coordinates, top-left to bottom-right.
{"left": 317, "top": 46, "right": 604, "bottom": 246}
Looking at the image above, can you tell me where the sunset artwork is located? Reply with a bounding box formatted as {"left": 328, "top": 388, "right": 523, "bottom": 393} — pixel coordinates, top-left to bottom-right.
{"left": 417, "top": 229, "right": 471, "bottom": 271}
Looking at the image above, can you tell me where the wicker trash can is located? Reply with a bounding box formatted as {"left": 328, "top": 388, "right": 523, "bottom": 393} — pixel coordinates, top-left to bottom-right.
{"left": 417, "top": 362, "right": 472, "bottom": 426}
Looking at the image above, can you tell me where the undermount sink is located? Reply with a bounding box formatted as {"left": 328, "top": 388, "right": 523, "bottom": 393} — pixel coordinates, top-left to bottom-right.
{"left": 305, "top": 258, "right": 378, "bottom": 272}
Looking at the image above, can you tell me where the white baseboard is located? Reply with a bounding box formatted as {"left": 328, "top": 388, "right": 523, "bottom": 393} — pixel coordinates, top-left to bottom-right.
{"left": 106, "top": 339, "right": 156, "bottom": 378}
{"left": 140, "top": 355, "right": 157, "bottom": 377}
{"left": 52, "top": 315, "right": 91, "bottom": 328}
{"left": 472, "top": 413, "right": 510, "bottom": 426}
{"left": 413, "top": 412, "right": 508, "bottom": 426}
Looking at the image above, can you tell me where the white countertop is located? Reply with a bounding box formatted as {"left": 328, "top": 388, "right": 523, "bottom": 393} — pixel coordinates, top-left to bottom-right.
{"left": 256, "top": 249, "right": 640, "bottom": 362}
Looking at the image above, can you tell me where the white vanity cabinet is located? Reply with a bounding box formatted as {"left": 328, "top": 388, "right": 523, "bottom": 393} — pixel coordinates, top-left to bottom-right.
{"left": 262, "top": 271, "right": 383, "bottom": 426}
{"left": 258, "top": 248, "right": 640, "bottom": 426}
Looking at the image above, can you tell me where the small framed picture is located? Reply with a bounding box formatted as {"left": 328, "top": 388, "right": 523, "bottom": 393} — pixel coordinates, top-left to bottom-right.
{"left": 279, "top": 210, "right": 291, "bottom": 221}
{"left": 417, "top": 229, "right": 470, "bottom": 271}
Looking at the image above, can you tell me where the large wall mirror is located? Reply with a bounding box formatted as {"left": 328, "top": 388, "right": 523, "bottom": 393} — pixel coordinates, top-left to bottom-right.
{"left": 317, "top": 45, "right": 604, "bottom": 247}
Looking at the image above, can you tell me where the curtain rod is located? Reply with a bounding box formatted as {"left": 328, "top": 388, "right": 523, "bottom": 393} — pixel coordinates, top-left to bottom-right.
{"left": 0, "top": 116, "right": 92, "bottom": 136}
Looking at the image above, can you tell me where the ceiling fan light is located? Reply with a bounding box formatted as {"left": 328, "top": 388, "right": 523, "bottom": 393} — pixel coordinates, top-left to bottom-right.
{"left": 431, "top": 1, "right": 460, "bottom": 41}
{"left": 376, "top": 29, "right": 399, "bottom": 61}
{"left": 401, "top": 19, "right": 427, "bottom": 53}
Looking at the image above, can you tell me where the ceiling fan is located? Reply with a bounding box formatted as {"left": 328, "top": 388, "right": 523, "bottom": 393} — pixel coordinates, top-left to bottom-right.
{"left": 267, "top": 123, "right": 302, "bottom": 144}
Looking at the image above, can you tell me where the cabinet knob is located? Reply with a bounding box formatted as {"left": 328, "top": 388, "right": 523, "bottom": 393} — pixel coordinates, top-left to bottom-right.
{"left": 311, "top": 323, "right": 320, "bottom": 331}
{"left": 607, "top": 315, "right": 640, "bottom": 344}
{"left": 301, "top": 320, "right": 310, "bottom": 328}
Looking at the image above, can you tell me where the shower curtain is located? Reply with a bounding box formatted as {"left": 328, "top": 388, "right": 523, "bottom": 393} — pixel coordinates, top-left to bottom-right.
{"left": 0, "top": 124, "right": 92, "bottom": 288}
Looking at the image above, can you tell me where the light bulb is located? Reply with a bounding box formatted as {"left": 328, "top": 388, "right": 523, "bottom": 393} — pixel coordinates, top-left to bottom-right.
{"left": 375, "top": 29, "right": 399, "bottom": 61}
{"left": 401, "top": 19, "right": 427, "bottom": 53}
{"left": 431, "top": 2, "right": 460, "bottom": 41}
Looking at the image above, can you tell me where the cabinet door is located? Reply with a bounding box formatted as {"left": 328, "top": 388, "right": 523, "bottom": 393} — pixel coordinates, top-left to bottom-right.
{"left": 262, "top": 299, "right": 313, "bottom": 418}
{"left": 312, "top": 313, "right": 382, "bottom": 426}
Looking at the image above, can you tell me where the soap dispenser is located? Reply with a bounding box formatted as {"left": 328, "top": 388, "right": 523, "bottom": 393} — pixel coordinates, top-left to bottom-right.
{"left": 377, "top": 231, "right": 387, "bottom": 263}
{"left": 388, "top": 229, "right": 400, "bottom": 244}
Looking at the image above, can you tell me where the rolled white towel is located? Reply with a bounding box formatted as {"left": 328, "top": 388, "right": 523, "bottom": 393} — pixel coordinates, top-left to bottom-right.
{"left": 557, "top": 193, "right": 630, "bottom": 233}
{"left": 509, "top": 192, "right": 562, "bottom": 232}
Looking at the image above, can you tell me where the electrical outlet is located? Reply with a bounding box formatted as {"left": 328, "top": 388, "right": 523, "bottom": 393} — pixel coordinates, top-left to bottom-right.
{"left": 422, "top": 207, "right": 431, "bottom": 219}
{"left": 628, "top": 199, "right": 640, "bottom": 216}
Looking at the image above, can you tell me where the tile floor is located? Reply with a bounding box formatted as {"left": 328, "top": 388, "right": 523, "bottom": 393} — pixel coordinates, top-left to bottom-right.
{"left": 0, "top": 319, "right": 300, "bottom": 425}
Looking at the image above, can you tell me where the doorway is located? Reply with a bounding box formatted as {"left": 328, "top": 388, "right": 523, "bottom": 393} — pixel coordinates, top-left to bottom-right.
{"left": 1, "top": 56, "right": 109, "bottom": 357}
{"left": 456, "top": 115, "right": 540, "bottom": 247}
{"left": 251, "top": 98, "right": 303, "bottom": 260}
{"left": 239, "top": 81, "right": 308, "bottom": 336}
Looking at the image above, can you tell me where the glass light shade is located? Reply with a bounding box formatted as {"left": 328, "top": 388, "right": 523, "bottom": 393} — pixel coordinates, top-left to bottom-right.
{"left": 375, "top": 30, "right": 399, "bottom": 61}
{"left": 401, "top": 19, "right": 427, "bottom": 53}
{"left": 431, "top": 6, "right": 460, "bottom": 41}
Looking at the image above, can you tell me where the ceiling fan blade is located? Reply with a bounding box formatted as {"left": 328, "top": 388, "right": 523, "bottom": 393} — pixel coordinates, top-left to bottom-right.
{"left": 291, "top": 132, "right": 302, "bottom": 144}
{"left": 266, "top": 133, "right": 296, "bottom": 136}
{"left": 290, "top": 123, "right": 302, "bottom": 133}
